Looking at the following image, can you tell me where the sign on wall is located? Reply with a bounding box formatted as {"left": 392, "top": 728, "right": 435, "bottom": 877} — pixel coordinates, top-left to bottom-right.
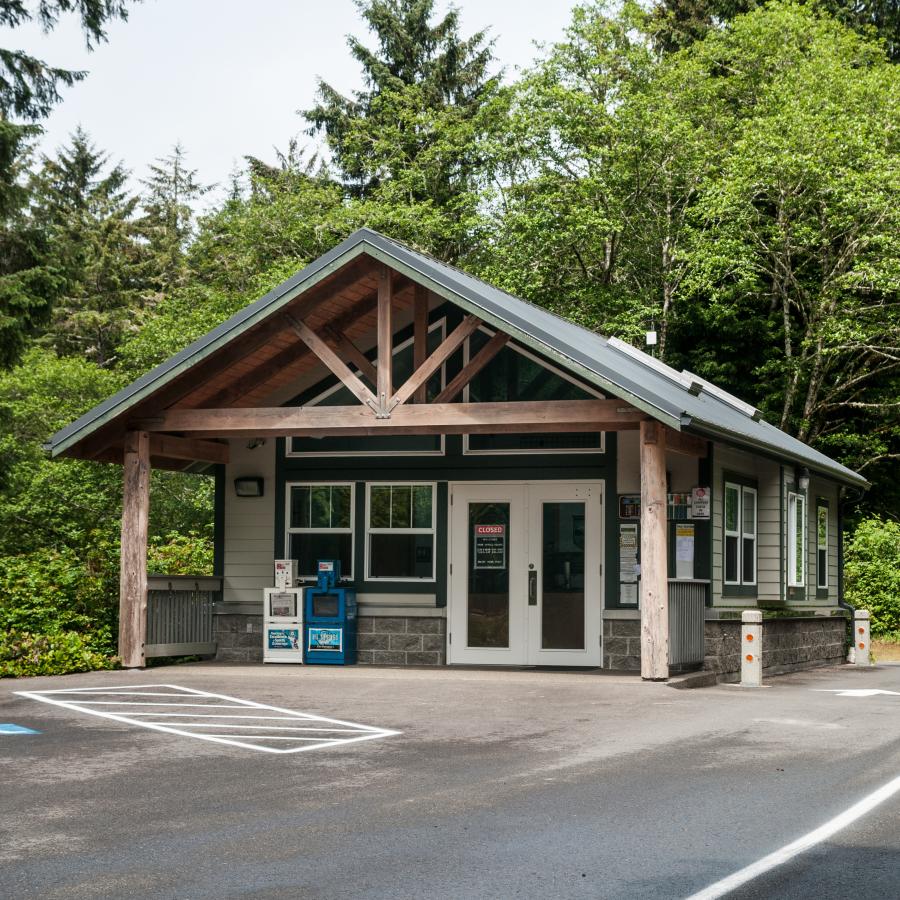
{"left": 473, "top": 524, "right": 506, "bottom": 570}
{"left": 691, "top": 487, "right": 710, "bottom": 519}
{"left": 619, "top": 523, "right": 639, "bottom": 586}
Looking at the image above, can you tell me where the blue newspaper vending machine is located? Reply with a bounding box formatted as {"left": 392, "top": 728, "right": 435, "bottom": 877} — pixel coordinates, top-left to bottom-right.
{"left": 304, "top": 560, "right": 357, "bottom": 664}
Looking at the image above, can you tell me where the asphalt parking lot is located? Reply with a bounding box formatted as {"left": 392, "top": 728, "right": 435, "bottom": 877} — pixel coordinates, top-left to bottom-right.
{"left": 2, "top": 662, "right": 899, "bottom": 899}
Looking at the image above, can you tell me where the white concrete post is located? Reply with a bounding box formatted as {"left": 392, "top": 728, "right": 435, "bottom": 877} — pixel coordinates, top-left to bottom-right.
{"left": 741, "top": 610, "right": 763, "bottom": 687}
{"left": 854, "top": 609, "right": 871, "bottom": 667}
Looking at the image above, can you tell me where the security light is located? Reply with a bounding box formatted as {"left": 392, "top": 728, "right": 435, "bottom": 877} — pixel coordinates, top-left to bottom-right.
{"left": 234, "top": 477, "right": 264, "bottom": 497}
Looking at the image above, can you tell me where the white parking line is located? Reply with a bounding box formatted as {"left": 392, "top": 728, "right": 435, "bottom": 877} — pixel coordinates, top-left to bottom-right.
{"left": 685, "top": 773, "right": 900, "bottom": 900}
{"left": 15, "top": 684, "right": 400, "bottom": 754}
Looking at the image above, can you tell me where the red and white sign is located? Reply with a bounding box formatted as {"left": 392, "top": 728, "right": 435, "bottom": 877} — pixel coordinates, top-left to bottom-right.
{"left": 475, "top": 525, "right": 505, "bottom": 535}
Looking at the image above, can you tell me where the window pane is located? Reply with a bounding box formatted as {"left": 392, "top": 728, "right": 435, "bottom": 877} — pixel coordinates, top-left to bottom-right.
{"left": 542, "top": 502, "right": 585, "bottom": 650}
{"left": 331, "top": 485, "right": 351, "bottom": 529}
{"left": 794, "top": 498, "right": 805, "bottom": 583}
{"left": 742, "top": 538, "right": 755, "bottom": 583}
{"left": 818, "top": 549, "right": 827, "bottom": 588}
{"left": 290, "top": 486, "right": 310, "bottom": 529}
{"left": 817, "top": 507, "right": 828, "bottom": 549}
{"left": 370, "top": 486, "right": 391, "bottom": 528}
{"left": 310, "top": 486, "right": 332, "bottom": 528}
{"left": 289, "top": 532, "right": 352, "bottom": 579}
{"left": 391, "top": 485, "right": 411, "bottom": 529}
{"left": 412, "top": 485, "right": 433, "bottom": 528}
{"left": 742, "top": 489, "right": 756, "bottom": 536}
{"left": 369, "top": 533, "right": 434, "bottom": 578}
{"left": 725, "top": 535, "right": 738, "bottom": 583}
{"left": 725, "top": 486, "right": 739, "bottom": 532}
{"left": 467, "top": 501, "right": 510, "bottom": 648}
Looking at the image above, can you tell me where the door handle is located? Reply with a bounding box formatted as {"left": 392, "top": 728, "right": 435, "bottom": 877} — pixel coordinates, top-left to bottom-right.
{"left": 528, "top": 569, "right": 538, "bottom": 605}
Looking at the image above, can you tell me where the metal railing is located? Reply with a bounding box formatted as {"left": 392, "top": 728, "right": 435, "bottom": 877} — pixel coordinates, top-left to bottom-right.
{"left": 668, "top": 580, "right": 708, "bottom": 669}
{"left": 146, "top": 575, "right": 222, "bottom": 658}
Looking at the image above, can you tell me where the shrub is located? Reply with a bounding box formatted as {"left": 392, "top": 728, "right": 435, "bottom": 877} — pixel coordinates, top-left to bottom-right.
{"left": 0, "top": 630, "right": 117, "bottom": 678}
{"left": 844, "top": 517, "right": 900, "bottom": 638}
{"left": 147, "top": 530, "right": 213, "bottom": 575}
{"left": 0, "top": 545, "right": 119, "bottom": 657}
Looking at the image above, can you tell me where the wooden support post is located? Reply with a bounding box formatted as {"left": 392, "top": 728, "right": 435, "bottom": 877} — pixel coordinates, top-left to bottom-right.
{"left": 413, "top": 284, "right": 429, "bottom": 403}
{"left": 377, "top": 265, "right": 393, "bottom": 415}
{"left": 640, "top": 419, "right": 669, "bottom": 680}
{"left": 119, "top": 430, "right": 150, "bottom": 668}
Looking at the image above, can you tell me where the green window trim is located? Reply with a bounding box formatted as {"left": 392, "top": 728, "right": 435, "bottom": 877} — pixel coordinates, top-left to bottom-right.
{"left": 722, "top": 471, "right": 758, "bottom": 597}
{"left": 285, "top": 481, "right": 355, "bottom": 580}
{"left": 787, "top": 491, "right": 807, "bottom": 588}
{"left": 365, "top": 482, "right": 437, "bottom": 582}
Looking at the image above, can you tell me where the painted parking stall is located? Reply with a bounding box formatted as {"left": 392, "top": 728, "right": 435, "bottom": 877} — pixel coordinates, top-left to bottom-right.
{"left": 15, "top": 683, "right": 399, "bottom": 754}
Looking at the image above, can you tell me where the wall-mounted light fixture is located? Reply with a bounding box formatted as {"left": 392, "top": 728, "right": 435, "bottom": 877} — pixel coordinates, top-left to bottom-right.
{"left": 234, "top": 477, "right": 264, "bottom": 497}
{"left": 797, "top": 467, "right": 810, "bottom": 492}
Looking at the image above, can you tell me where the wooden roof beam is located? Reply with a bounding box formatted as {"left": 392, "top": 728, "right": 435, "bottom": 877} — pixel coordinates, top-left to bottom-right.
{"left": 285, "top": 313, "right": 379, "bottom": 412}
{"left": 136, "top": 399, "right": 647, "bottom": 438}
{"left": 389, "top": 314, "right": 481, "bottom": 410}
{"left": 433, "top": 331, "right": 509, "bottom": 404}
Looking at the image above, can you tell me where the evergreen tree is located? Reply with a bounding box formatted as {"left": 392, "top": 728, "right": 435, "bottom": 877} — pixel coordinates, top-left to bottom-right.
{"left": 31, "top": 128, "right": 147, "bottom": 366}
{"left": 304, "top": 0, "right": 497, "bottom": 202}
{"left": 649, "top": 0, "right": 900, "bottom": 59}
{"left": 0, "top": 0, "right": 134, "bottom": 368}
{"left": 138, "top": 144, "right": 211, "bottom": 296}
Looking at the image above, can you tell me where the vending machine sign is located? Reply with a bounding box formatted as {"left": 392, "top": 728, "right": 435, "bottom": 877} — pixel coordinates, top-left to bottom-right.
{"left": 473, "top": 524, "right": 506, "bottom": 570}
{"left": 267, "top": 628, "right": 300, "bottom": 651}
{"left": 307, "top": 627, "right": 343, "bottom": 652}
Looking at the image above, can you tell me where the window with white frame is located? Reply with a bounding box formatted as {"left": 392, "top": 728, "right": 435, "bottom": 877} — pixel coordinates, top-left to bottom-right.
{"left": 286, "top": 483, "right": 353, "bottom": 580}
{"left": 366, "top": 483, "right": 435, "bottom": 580}
{"left": 816, "top": 502, "right": 828, "bottom": 590}
{"left": 724, "top": 481, "right": 757, "bottom": 586}
{"left": 788, "top": 492, "right": 806, "bottom": 588}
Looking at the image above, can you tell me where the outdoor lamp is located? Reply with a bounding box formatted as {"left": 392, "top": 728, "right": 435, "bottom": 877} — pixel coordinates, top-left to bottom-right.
{"left": 797, "top": 467, "right": 810, "bottom": 492}
{"left": 234, "top": 477, "right": 264, "bottom": 497}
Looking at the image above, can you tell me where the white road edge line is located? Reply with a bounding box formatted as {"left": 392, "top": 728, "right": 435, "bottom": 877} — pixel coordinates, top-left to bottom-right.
{"left": 685, "top": 773, "right": 900, "bottom": 900}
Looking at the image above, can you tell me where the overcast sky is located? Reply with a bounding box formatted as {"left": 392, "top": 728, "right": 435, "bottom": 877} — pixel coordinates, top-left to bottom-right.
{"left": 10, "top": 0, "right": 576, "bottom": 202}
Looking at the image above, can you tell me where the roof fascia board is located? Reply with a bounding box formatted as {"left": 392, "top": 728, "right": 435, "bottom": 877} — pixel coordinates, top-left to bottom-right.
{"left": 686, "top": 419, "right": 869, "bottom": 488}
{"left": 360, "top": 243, "right": 683, "bottom": 429}
{"left": 50, "top": 243, "right": 372, "bottom": 457}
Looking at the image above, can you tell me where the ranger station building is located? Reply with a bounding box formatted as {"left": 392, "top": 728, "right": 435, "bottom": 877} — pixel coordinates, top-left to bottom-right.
{"left": 47, "top": 229, "right": 868, "bottom": 680}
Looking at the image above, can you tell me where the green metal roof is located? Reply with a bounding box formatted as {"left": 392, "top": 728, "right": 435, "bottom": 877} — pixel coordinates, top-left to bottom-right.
{"left": 48, "top": 228, "right": 867, "bottom": 487}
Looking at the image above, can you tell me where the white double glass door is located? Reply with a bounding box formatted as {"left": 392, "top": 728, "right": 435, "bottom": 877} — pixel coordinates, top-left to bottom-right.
{"left": 448, "top": 482, "right": 603, "bottom": 666}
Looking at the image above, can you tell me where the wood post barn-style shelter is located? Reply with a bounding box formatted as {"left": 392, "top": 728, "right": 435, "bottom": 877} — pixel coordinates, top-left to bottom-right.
{"left": 47, "top": 229, "right": 868, "bottom": 679}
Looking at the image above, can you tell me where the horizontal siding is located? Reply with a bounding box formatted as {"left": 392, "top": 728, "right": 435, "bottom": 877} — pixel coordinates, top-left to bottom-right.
{"left": 756, "top": 458, "right": 780, "bottom": 603}
{"left": 222, "top": 440, "right": 276, "bottom": 605}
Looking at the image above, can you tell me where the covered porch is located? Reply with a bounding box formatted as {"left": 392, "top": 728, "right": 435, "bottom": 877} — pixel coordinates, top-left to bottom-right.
{"left": 47, "top": 229, "right": 715, "bottom": 680}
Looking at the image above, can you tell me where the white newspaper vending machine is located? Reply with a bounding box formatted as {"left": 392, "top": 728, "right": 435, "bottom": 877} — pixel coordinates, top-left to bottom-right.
{"left": 263, "top": 585, "right": 304, "bottom": 663}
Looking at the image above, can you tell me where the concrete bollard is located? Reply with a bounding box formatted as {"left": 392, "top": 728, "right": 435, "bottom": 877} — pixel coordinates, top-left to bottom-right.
{"left": 741, "top": 610, "right": 763, "bottom": 687}
{"left": 854, "top": 610, "right": 871, "bottom": 666}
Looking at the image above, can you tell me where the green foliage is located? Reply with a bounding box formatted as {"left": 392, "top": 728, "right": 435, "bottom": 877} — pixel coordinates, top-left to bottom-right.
{"left": 0, "top": 548, "right": 116, "bottom": 647}
{"left": 30, "top": 128, "right": 149, "bottom": 366}
{"left": 0, "top": 630, "right": 116, "bottom": 678}
{"left": 305, "top": 0, "right": 497, "bottom": 200}
{"left": 148, "top": 530, "right": 213, "bottom": 576}
{"left": 844, "top": 517, "right": 900, "bottom": 637}
{"left": 138, "top": 144, "right": 211, "bottom": 296}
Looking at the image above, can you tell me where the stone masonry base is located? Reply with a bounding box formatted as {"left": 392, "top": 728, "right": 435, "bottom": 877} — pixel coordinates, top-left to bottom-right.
{"left": 703, "top": 616, "right": 847, "bottom": 681}
{"left": 214, "top": 613, "right": 446, "bottom": 666}
{"left": 357, "top": 616, "right": 446, "bottom": 666}
{"left": 603, "top": 614, "right": 847, "bottom": 678}
{"left": 603, "top": 619, "right": 641, "bottom": 671}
